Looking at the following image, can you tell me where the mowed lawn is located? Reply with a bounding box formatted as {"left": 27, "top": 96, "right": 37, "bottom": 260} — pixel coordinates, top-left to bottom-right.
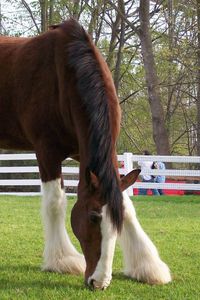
{"left": 0, "top": 195, "right": 200, "bottom": 300}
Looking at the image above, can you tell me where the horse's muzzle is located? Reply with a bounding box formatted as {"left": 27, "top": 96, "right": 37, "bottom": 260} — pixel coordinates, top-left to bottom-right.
{"left": 86, "top": 276, "right": 111, "bottom": 290}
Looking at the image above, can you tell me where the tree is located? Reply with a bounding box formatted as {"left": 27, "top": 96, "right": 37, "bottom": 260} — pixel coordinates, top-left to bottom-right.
{"left": 138, "top": 0, "right": 170, "bottom": 154}
{"left": 0, "top": 1, "right": 2, "bottom": 35}
{"left": 196, "top": 0, "right": 200, "bottom": 155}
{"left": 109, "top": 0, "right": 171, "bottom": 154}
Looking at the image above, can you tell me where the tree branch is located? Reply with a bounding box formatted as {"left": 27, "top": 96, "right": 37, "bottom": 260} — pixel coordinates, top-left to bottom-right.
{"left": 21, "top": 0, "right": 40, "bottom": 34}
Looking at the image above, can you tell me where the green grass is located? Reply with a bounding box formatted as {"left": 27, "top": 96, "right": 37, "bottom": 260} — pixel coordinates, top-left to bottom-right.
{"left": 0, "top": 195, "right": 200, "bottom": 300}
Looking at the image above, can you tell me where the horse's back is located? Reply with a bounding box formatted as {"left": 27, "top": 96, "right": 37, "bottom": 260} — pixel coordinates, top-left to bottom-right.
{"left": 0, "top": 20, "right": 120, "bottom": 157}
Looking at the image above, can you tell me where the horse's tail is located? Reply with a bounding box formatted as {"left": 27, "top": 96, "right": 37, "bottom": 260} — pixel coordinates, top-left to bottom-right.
{"left": 60, "top": 19, "right": 123, "bottom": 232}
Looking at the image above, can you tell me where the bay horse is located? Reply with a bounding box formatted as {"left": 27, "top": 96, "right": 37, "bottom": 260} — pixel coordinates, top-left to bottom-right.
{"left": 0, "top": 19, "right": 171, "bottom": 289}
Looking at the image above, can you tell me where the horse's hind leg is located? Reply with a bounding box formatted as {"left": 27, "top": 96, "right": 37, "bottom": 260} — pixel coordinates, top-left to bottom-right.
{"left": 37, "top": 153, "right": 86, "bottom": 275}
{"left": 118, "top": 191, "right": 171, "bottom": 285}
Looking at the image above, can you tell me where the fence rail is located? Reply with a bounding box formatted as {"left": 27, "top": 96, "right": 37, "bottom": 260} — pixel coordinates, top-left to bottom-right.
{"left": 0, "top": 152, "right": 199, "bottom": 196}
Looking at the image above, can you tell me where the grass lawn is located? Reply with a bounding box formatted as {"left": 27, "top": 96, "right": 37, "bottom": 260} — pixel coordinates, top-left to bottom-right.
{"left": 0, "top": 195, "right": 200, "bottom": 300}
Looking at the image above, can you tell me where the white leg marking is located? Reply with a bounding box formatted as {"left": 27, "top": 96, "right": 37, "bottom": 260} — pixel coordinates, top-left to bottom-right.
{"left": 118, "top": 191, "right": 171, "bottom": 284}
{"left": 88, "top": 205, "right": 117, "bottom": 290}
{"left": 41, "top": 179, "right": 86, "bottom": 275}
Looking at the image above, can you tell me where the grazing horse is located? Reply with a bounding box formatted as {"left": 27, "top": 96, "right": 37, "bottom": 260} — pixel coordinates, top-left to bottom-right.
{"left": 0, "top": 19, "right": 171, "bottom": 289}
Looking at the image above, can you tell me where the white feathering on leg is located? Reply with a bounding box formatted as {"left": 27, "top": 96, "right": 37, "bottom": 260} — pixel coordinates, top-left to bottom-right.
{"left": 41, "top": 179, "right": 86, "bottom": 275}
{"left": 118, "top": 191, "right": 171, "bottom": 285}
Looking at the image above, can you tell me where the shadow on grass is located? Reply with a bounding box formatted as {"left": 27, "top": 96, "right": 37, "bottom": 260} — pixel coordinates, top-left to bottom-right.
{"left": 0, "top": 264, "right": 39, "bottom": 272}
{"left": 0, "top": 264, "right": 86, "bottom": 291}
{"left": 0, "top": 265, "right": 142, "bottom": 292}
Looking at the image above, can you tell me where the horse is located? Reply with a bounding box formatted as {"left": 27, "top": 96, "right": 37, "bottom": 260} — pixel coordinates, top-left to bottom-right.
{"left": 0, "top": 19, "right": 171, "bottom": 290}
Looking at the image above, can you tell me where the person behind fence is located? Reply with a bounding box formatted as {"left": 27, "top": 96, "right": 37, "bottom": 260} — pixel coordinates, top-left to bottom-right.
{"left": 153, "top": 161, "right": 166, "bottom": 195}
{"left": 138, "top": 150, "right": 160, "bottom": 195}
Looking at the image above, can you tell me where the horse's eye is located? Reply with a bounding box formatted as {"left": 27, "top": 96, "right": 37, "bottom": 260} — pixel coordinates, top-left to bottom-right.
{"left": 89, "top": 211, "right": 102, "bottom": 223}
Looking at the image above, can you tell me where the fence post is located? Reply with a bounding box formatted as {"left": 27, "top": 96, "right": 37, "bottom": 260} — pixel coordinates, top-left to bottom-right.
{"left": 123, "top": 152, "right": 133, "bottom": 196}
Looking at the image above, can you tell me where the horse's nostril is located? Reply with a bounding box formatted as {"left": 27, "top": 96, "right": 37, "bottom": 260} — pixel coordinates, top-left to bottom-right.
{"left": 87, "top": 277, "right": 95, "bottom": 290}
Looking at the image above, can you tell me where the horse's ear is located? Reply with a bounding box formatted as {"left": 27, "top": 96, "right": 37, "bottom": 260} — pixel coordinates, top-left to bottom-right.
{"left": 49, "top": 24, "right": 60, "bottom": 30}
{"left": 89, "top": 171, "right": 99, "bottom": 189}
{"left": 86, "top": 168, "right": 99, "bottom": 190}
{"left": 120, "top": 169, "right": 141, "bottom": 191}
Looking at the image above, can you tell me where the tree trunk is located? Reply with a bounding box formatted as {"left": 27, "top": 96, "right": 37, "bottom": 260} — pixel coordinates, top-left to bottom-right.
{"left": 113, "top": 0, "right": 125, "bottom": 92}
{"left": 138, "top": 0, "right": 170, "bottom": 154}
{"left": 0, "top": 2, "right": 2, "bottom": 35}
{"left": 88, "top": 5, "right": 98, "bottom": 39}
{"left": 40, "top": 0, "right": 48, "bottom": 32}
{"left": 196, "top": 0, "right": 200, "bottom": 156}
{"left": 72, "top": 0, "right": 80, "bottom": 20}
{"left": 49, "top": 0, "right": 54, "bottom": 25}
{"left": 106, "top": 13, "right": 121, "bottom": 69}
{"left": 165, "top": 0, "right": 174, "bottom": 127}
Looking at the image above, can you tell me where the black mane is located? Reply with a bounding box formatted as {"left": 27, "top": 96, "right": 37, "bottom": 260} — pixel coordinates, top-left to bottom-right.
{"left": 62, "top": 19, "right": 123, "bottom": 232}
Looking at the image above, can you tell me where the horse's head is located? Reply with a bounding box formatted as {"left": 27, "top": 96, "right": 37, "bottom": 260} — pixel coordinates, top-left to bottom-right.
{"left": 71, "top": 169, "right": 140, "bottom": 289}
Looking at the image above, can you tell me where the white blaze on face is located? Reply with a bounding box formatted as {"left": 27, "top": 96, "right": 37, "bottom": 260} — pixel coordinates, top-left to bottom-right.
{"left": 88, "top": 205, "right": 117, "bottom": 290}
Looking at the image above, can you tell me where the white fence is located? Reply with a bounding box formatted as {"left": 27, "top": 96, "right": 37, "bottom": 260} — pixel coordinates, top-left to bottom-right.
{"left": 0, "top": 152, "right": 199, "bottom": 196}
{"left": 118, "top": 153, "right": 200, "bottom": 196}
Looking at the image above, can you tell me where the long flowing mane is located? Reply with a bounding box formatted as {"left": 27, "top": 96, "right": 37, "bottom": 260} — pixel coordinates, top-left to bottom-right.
{"left": 59, "top": 19, "right": 123, "bottom": 231}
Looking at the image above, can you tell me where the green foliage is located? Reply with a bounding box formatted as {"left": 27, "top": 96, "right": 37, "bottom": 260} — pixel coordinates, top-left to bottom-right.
{"left": 0, "top": 195, "right": 200, "bottom": 300}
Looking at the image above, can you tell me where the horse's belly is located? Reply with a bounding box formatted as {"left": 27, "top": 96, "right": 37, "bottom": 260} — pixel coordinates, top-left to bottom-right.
{"left": 0, "top": 137, "right": 33, "bottom": 151}
{"left": 0, "top": 124, "right": 33, "bottom": 151}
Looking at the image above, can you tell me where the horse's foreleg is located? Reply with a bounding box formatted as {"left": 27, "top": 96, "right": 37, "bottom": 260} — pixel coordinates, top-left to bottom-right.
{"left": 118, "top": 191, "right": 171, "bottom": 285}
{"left": 41, "top": 178, "right": 86, "bottom": 275}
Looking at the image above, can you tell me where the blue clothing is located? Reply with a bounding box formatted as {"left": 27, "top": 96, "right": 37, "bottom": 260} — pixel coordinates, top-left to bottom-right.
{"left": 154, "top": 161, "right": 166, "bottom": 195}
{"left": 139, "top": 178, "right": 160, "bottom": 196}
{"left": 155, "top": 161, "right": 166, "bottom": 183}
